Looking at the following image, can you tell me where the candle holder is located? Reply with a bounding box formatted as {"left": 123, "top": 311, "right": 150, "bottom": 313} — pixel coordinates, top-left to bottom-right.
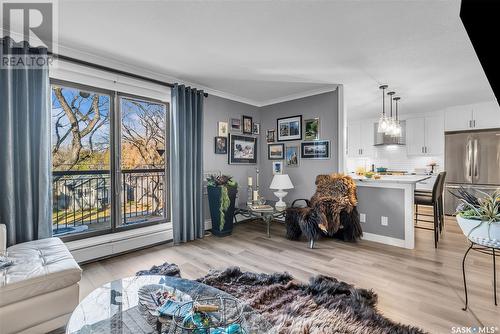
{"left": 247, "top": 185, "right": 254, "bottom": 206}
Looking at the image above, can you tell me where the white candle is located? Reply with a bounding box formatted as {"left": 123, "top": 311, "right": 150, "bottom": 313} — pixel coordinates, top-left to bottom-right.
{"left": 248, "top": 177, "right": 253, "bottom": 186}
{"left": 253, "top": 190, "right": 258, "bottom": 201}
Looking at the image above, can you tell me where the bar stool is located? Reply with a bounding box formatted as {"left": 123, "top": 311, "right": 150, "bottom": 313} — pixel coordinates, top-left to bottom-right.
{"left": 414, "top": 172, "right": 447, "bottom": 248}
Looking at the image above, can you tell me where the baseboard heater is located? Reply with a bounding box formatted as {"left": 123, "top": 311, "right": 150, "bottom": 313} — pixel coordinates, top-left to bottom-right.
{"left": 65, "top": 223, "right": 173, "bottom": 263}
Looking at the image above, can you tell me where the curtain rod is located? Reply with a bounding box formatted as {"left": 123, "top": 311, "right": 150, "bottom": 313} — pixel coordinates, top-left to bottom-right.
{"left": 50, "top": 53, "right": 208, "bottom": 97}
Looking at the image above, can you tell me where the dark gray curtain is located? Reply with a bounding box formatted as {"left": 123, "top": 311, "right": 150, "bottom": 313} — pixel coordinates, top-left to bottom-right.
{"left": 0, "top": 38, "right": 52, "bottom": 246}
{"left": 170, "top": 84, "right": 204, "bottom": 244}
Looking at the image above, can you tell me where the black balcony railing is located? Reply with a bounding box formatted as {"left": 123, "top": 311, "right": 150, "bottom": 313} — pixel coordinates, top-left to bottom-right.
{"left": 52, "top": 169, "right": 165, "bottom": 236}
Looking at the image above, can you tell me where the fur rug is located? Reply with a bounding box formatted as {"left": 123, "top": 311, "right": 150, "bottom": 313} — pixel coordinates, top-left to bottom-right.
{"left": 138, "top": 263, "right": 426, "bottom": 334}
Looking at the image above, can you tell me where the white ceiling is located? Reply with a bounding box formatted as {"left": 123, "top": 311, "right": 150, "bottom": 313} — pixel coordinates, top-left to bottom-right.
{"left": 53, "top": 0, "right": 494, "bottom": 118}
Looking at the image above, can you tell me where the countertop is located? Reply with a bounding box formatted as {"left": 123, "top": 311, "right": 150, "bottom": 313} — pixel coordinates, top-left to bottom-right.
{"left": 351, "top": 175, "right": 431, "bottom": 184}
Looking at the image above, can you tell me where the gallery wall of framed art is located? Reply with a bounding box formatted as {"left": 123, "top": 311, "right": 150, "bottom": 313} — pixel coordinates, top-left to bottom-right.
{"left": 257, "top": 90, "right": 339, "bottom": 201}
{"left": 202, "top": 91, "right": 339, "bottom": 209}
{"left": 277, "top": 115, "right": 302, "bottom": 142}
{"left": 228, "top": 134, "right": 258, "bottom": 165}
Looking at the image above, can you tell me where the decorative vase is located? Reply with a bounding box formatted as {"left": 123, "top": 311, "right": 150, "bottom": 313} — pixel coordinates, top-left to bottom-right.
{"left": 456, "top": 215, "right": 500, "bottom": 247}
{"left": 207, "top": 185, "right": 238, "bottom": 237}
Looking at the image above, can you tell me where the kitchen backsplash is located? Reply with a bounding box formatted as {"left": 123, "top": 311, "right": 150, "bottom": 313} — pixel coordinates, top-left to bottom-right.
{"left": 346, "top": 145, "right": 444, "bottom": 174}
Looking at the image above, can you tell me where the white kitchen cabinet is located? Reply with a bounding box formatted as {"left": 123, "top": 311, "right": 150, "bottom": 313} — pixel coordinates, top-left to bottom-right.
{"left": 444, "top": 105, "right": 473, "bottom": 131}
{"left": 359, "top": 120, "right": 374, "bottom": 157}
{"left": 347, "top": 120, "right": 374, "bottom": 157}
{"left": 406, "top": 117, "right": 426, "bottom": 155}
{"left": 473, "top": 101, "right": 500, "bottom": 129}
{"left": 424, "top": 116, "right": 444, "bottom": 155}
{"left": 445, "top": 101, "right": 500, "bottom": 131}
{"left": 406, "top": 116, "right": 444, "bottom": 156}
{"left": 347, "top": 121, "right": 361, "bottom": 157}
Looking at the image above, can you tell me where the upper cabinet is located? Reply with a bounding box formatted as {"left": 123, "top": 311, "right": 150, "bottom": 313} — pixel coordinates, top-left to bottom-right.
{"left": 347, "top": 120, "right": 374, "bottom": 157}
{"left": 406, "top": 117, "right": 426, "bottom": 155}
{"left": 406, "top": 115, "right": 444, "bottom": 156}
{"left": 445, "top": 101, "right": 500, "bottom": 131}
{"left": 473, "top": 101, "right": 500, "bottom": 129}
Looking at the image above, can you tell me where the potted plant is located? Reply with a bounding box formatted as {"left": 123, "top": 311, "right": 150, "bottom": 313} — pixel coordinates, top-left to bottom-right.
{"left": 453, "top": 187, "right": 500, "bottom": 245}
{"left": 207, "top": 175, "right": 238, "bottom": 237}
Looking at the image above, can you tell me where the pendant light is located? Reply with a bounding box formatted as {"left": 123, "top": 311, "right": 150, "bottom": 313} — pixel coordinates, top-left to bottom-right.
{"left": 393, "top": 96, "right": 401, "bottom": 136}
{"left": 386, "top": 91, "right": 396, "bottom": 135}
{"left": 377, "top": 85, "right": 389, "bottom": 133}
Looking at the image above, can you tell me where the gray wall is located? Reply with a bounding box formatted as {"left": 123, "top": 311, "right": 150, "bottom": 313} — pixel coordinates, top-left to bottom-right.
{"left": 259, "top": 90, "right": 339, "bottom": 201}
{"left": 356, "top": 187, "right": 405, "bottom": 239}
{"left": 203, "top": 95, "right": 261, "bottom": 210}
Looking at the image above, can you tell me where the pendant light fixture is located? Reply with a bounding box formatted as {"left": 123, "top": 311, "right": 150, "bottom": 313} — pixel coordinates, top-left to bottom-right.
{"left": 386, "top": 91, "right": 396, "bottom": 135}
{"left": 377, "top": 85, "right": 389, "bottom": 133}
{"left": 393, "top": 96, "right": 401, "bottom": 137}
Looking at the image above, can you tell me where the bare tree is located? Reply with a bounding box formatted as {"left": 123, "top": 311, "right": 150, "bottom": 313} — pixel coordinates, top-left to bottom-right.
{"left": 52, "top": 87, "right": 109, "bottom": 170}
{"left": 121, "top": 100, "right": 165, "bottom": 168}
{"left": 121, "top": 99, "right": 166, "bottom": 214}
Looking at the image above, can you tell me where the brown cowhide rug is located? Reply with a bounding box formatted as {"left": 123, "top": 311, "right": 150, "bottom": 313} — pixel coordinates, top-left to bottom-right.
{"left": 137, "top": 263, "right": 426, "bottom": 334}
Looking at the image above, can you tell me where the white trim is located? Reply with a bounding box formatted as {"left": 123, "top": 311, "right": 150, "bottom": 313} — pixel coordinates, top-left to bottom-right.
{"left": 257, "top": 86, "right": 339, "bottom": 107}
{"left": 52, "top": 45, "right": 338, "bottom": 107}
{"left": 337, "top": 84, "right": 346, "bottom": 173}
{"left": 50, "top": 59, "right": 171, "bottom": 102}
{"left": 361, "top": 232, "right": 406, "bottom": 248}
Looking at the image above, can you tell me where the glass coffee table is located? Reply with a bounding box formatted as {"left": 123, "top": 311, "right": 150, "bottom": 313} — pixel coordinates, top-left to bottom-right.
{"left": 234, "top": 201, "right": 286, "bottom": 238}
{"left": 66, "top": 275, "right": 270, "bottom": 334}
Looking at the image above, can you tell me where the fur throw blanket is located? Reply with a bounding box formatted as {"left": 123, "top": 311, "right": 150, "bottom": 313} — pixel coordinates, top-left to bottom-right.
{"left": 286, "top": 173, "right": 362, "bottom": 241}
{"left": 311, "top": 174, "right": 358, "bottom": 234}
{"left": 197, "top": 267, "right": 426, "bottom": 334}
{"left": 311, "top": 173, "right": 358, "bottom": 208}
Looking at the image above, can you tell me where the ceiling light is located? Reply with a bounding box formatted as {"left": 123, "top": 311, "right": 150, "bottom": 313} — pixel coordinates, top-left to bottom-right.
{"left": 377, "top": 85, "right": 389, "bottom": 133}
{"left": 393, "top": 96, "right": 402, "bottom": 137}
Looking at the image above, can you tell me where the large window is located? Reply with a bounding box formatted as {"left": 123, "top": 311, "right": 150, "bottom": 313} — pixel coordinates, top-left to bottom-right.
{"left": 120, "top": 96, "right": 167, "bottom": 227}
{"left": 50, "top": 81, "right": 169, "bottom": 239}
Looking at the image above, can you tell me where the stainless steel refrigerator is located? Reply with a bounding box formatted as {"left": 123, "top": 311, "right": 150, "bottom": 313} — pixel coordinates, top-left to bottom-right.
{"left": 444, "top": 129, "right": 500, "bottom": 215}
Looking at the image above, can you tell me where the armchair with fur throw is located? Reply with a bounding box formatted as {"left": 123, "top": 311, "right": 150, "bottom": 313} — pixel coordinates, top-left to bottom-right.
{"left": 285, "top": 174, "right": 362, "bottom": 248}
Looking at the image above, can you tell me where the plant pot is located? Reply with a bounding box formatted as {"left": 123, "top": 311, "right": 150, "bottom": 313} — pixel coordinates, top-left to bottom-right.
{"left": 456, "top": 215, "right": 500, "bottom": 246}
{"left": 207, "top": 185, "right": 237, "bottom": 237}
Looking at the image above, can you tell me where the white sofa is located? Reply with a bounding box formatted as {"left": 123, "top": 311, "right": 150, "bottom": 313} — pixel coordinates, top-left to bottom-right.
{"left": 0, "top": 224, "right": 82, "bottom": 334}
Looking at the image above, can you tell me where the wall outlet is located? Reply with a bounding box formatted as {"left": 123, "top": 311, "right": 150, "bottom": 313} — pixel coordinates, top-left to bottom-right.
{"left": 360, "top": 213, "right": 366, "bottom": 223}
{"left": 381, "top": 216, "right": 388, "bottom": 226}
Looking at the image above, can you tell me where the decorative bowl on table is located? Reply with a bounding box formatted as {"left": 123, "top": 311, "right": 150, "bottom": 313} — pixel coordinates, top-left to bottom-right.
{"left": 168, "top": 296, "right": 246, "bottom": 334}
{"left": 138, "top": 284, "right": 192, "bottom": 331}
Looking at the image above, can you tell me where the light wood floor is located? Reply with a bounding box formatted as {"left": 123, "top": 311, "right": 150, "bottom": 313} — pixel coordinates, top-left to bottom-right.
{"left": 80, "top": 215, "right": 500, "bottom": 333}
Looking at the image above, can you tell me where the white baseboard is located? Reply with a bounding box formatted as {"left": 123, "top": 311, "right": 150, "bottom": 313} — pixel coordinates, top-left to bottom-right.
{"left": 361, "top": 232, "right": 406, "bottom": 248}
{"left": 65, "top": 223, "right": 173, "bottom": 263}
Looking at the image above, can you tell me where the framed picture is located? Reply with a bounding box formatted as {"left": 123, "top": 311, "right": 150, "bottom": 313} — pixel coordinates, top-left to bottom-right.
{"left": 242, "top": 115, "right": 253, "bottom": 134}
{"left": 268, "top": 143, "right": 284, "bottom": 160}
{"left": 285, "top": 145, "right": 299, "bottom": 167}
{"left": 253, "top": 122, "right": 260, "bottom": 135}
{"left": 304, "top": 118, "right": 320, "bottom": 141}
{"left": 218, "top": 121, "right": 229, "bottom": 137}
{"left": 272, "top": 161, "right": 283, "bottom": 175}
{"left": 214, "top": 136, "right": 227, "bottom": 154}
{"left": 301, "top": 140, "right": 330, "bottom": 159}
{"left": 266, "top": 129, "right": 275, "bottom": 143}
{"left": 230, "top": 118, "right": 242, "bottom": 132}
{"left": 228, "top": 134, "right": 257, "bottom": 164}
{"left": 277, "top": 115, "right": 302, "bottom": 141}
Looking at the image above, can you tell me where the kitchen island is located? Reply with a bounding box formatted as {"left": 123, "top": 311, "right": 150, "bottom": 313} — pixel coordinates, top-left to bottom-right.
{"left": 351, "top": 174, "right": 431, "bottom": 249}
